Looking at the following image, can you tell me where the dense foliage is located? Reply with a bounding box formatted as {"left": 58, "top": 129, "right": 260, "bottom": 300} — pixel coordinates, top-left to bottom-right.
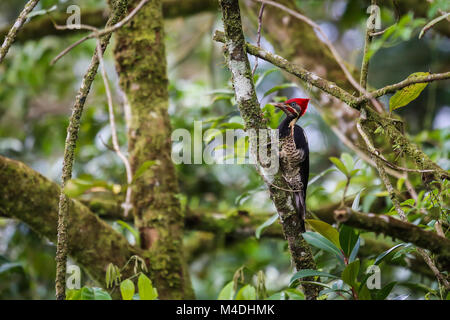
{"left": 0, "top": 0, "right": 448, "bottom": 300}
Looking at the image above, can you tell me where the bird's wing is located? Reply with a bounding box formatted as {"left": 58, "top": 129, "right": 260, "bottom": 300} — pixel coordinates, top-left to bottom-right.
{"left": 293, "top": 125, "right": 310, "bottom": 195}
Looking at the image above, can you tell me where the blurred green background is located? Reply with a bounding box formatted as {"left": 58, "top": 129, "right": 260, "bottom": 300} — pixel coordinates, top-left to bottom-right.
{"left": 0, "top": 0, "right": 448, "bottom": 299}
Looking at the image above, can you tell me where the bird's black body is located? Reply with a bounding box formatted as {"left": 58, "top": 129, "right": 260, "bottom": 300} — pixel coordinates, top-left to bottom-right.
{"left": 278, "top": 116, "right": 309, "bottom": 232}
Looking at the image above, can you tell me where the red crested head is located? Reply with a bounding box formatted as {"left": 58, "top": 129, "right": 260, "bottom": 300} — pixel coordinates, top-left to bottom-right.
{"left": 273, "top": 98, "right": 310, "bottom": 118}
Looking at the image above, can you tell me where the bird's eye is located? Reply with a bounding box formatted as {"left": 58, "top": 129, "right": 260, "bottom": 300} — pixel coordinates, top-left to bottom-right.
{"left": 290, "top": 102, "right": 296, "bottom": 107}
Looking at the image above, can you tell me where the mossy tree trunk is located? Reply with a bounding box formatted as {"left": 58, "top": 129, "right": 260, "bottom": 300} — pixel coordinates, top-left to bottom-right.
{"left": 113, "top": 0, "right": 193, "bottom": 299}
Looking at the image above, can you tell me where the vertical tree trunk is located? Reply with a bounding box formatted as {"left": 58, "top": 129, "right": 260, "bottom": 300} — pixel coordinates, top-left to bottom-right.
{"left": 113, "top": 0, "right": 193, "bottom": 299}
{"left": 218, "top": 0, "right": 319, "bottom": 300}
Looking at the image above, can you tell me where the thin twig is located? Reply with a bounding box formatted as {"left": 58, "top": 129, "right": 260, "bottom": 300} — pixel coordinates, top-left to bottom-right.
{"left": 51, "top": 0, "right": 150, "bottom": 65}
{"left": 96, "top": 40, "right": 133, "bottom": 217}
{"left": 54, "top": 0, "right": 128, "bottom": 301}
{"left": 356, "top": 71, "right": 450, "bottom": 105}
{"left": 356, "top": 114, "right": 449, "bottom": 292}
{"left": 213, "top": 31, "right": 357, "bottom": 107}
{"left": 0, "top": 0, "right": 40, "bottom": 63}
{"left": 341, "top": 178, "right": 351, "bottom": 208}
{"left": 370, "top": 0, "right": 400, "bottom": 36}
{"left": 360, "top": 0, "right": 376, "bottom": 91}
{"left": 253, "top": 0, "right": 385, "bottom": 113}
{"left": 419, "top": 12, "right": 450, "bottom": 39}
{"left": 252, "top": 3, "right": 265, "bottom": 76}
{"left": 357, "top": 144, "right": 436, "bottom": 173}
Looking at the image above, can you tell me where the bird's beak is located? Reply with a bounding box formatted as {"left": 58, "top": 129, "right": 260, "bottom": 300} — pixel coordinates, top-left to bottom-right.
{"left": 273, "top": 102, "right": 287, "bottom": 112}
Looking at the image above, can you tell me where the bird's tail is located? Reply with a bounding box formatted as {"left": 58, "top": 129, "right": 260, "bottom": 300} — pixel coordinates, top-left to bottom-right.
{"left": 294, "top": 191, "right": 306, "bottom": 233}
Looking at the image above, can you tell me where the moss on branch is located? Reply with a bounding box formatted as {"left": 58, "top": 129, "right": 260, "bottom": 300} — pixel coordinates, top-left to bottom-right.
{"left": 218, "top": 0, "right": 319, "bottom": 300}
{"left": 0, "top": 155, "right": 441, "bottom": 280}
{"left": 55, "top": 0, "right": 128, "bottom": 300}
{"left": 0, "top": 155, "right": 141, "bottom": 288}
{"left": 214, "top": 30, "right": 357, "bottom": 107}
{"left": 335, "top": 207, "right": 450, "bottom": 270}
{"left": 113, "top": 0, "right": 192, "bottom": 299}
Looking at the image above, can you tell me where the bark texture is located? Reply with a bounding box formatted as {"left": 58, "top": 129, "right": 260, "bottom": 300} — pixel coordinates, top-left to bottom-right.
{"left": 113, "top": 0, "right": 192, "bottom": 299}
{"left": 218, "top": 0, "right": 319, "bottom": 300}
{"left": 54, "top": 0, "right": 128, "bottom": 300}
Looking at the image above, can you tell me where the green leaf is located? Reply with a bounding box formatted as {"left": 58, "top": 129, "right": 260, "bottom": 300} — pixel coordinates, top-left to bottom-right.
{"left": 351, "top": 188, "right": 365, "bottom": 211}
{"left": 66, "top": 289, "right": 81, "bottom": 300}
{"left": 400, "top": 199, "right": 415, "bottom": 207}
{"left": 105, "top": 263, "right": 113, "bottom": 288}
{"left": 116, "top": 220, "right": 140, "bottom": 246}
{"left": 263, "top": 83, "right": 297, "bottom": 97}
{"left": 211, "top": 95, "right": 232, "bottom": 103}
{"left": 341, "top": 153, "right": 354, "bottom": 172}
{"left": 349, "top": 237, "right": 361, "bottom": 263}
{"left": 266, "top": 292, "right": 286, "bottom": 300}
{"left": 290, "top": 269, "right": 338, "bottom": 286}
{"left": 308, "top": 167, "right": 336, "bottom": 186}
{"left": 27, "top": 5, "right": 57, "bottom": 18}
{"left": 218, "top": 281, "right": 235, "bottom": 300}
{"left": 92, "top": 287, "right": 112, "bottom": 300}
{"left": 255, "top": 68, "right": 278, "bottom": 87}
{"left": 255, "top": 214, "right": 278, "bottom": 239}
{"left": 219, "top": 122, "right": 245, "bottom": 129}
{"left": 236, "top": 285, "right": 257, "bottom": 300}
{"left": 341, "top": 260, "right": 360, "bottom": 287}
{"left": 374, "top": 243, "right": 407, "bottom": 265}
{"left": 302, "top": 232, "right": 344, "bottom": 262}
{"left": 306, "top": 219, "right": 340, "bottom": 248}
{"left": 63, "top": 178, "right": 109, "bottom": 198}
{"left": 80, "top": 287, "right": 95, "bottom": 300}
{"left": 358, "top": 284, "right": 372, "bottom": 300}
{"left": 375, "top": 282, "right": 397, "bottom": 300}
{"left": 339, "top": 225, "right": 359, "bottom": 258}
{"left": 0, "top": 262, "right": 23, "bottom": 275}
{"left": 283, "top": 288, "right": 305, "bottom": 300}
{"left": 329, "top": 157, "right": 348, "bottom": 176}
{"left": 133, "top": 160, "right": 157, "bottom": 182}
{"left": 120, "top": 279, "right": 135, "bottom": 300}
{"left": 389, "top": 72, "right": 430, "bottom": 112}
{"left": 138, "top": 274, "right": 158, "bottom": 300}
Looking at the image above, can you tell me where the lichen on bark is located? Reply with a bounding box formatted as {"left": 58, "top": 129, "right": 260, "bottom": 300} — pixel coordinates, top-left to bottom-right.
{"left": 218, "top": 0, "right": 319, "bottom": 300}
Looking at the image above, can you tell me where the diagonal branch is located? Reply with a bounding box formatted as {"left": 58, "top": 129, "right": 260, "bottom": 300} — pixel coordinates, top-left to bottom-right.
{"left": 0, "top": 0, "right": 40, "bottom": 63}
{"left": 253, "top": 0, "right": 385, "bottom": 113}
{"left": 356, "top": 113, "right": 449, "bottom": 292}
{"left": 0, "top": 155, "right": 445, "bottom": 279}
{"left": 333, "top": 207, "right": 450, "bottom": 268}
{"left": 51, "top": 0, "right": 149, "bottom": 65}
{"left": 214, "top": 30, "right": 448, "bottom": 181}
{"left": 54, "top": 0, "right": 128, "bottom": 300}
{"left": 0, "top": 155, "right": 141, "bottom": 288}
{"left": 356, "top": 71, "right": 450, "bottom": 105}
{"left": 213, "top": 30, "right": 357, "bottom": 107}
{"left": 0, "top": 0, "right": 218, "bottom": 43}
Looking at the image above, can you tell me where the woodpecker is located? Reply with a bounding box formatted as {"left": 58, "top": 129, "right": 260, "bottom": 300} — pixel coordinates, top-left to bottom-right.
{"left": 273, "top": 98, "right": 310, "bottom": 233}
